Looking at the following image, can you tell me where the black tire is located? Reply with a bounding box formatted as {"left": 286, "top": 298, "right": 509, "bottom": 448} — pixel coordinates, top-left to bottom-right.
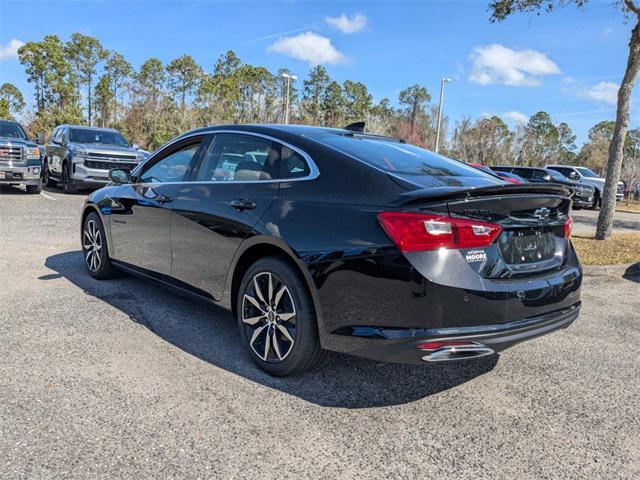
{"left": 236, "top": 256, "right": 327, "bottom": 376}
{"left": 42, "top": 160, "right": 56, "bottom": 187}
{"left": 82, "top": 211, "right": 119, "bottom": 279}
{"left": 26, "top": 184, "right": 41, "bottom": 194}
{"left": 62, "top": 161, "right": 78, "bottom": 194}
{"left": 592, "top": 192, "right": 601, "bottom": 210}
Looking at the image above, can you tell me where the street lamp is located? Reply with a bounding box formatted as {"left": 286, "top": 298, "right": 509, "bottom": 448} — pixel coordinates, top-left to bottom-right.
{"left": 281, "top": 72, "right": 297, "bottom": 124}
{"left": 435, "top": 77, "right": 452, "bottom": 154}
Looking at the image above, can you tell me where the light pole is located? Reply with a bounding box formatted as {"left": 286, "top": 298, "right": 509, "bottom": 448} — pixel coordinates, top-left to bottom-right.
{"left": 281, "top": 72, "right": 297, "bottom": 124}
{"left": 435, "top": 77, "right": 452, "bottom": 154}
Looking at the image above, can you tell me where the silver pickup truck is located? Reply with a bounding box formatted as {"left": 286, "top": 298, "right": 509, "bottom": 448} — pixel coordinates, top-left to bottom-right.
{"left": 43, "top": 125, "right": 148, "bottom": 194}
{"left": 0, "top": 119, "right": 42, "bottom": 194}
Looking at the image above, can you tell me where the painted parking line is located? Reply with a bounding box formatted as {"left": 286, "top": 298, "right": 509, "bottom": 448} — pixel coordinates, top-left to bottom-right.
{"left": 40, "top": 191, "right": 57, "bottom": 201}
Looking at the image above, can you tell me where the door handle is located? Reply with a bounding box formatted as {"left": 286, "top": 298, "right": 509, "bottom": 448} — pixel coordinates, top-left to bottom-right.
{"left": 230, "top": 198, "right": 256, "bottom": 211}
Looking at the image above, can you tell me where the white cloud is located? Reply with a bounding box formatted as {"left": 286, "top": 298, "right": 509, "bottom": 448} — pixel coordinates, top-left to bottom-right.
{"left": 0, "top": 39, "right": 25, "bottom": 60}
{"left": 503, "top": 111, "right": 529, "bottom": 124}
{"left": 469, "top": 43, "right": 561, "bottom": 86}
{"left": 582, "top": 81, "right": 618, "bottom": 105}
{"left": 268, "top": 31, "right": 347, "bottom": 65}
{"left": 325, "top": 13, "right": 368, "bottom": 34}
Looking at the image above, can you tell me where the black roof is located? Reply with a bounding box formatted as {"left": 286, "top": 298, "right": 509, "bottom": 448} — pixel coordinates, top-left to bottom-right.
{"left": 177, "top": 123, "right": 401, "bottom": 142}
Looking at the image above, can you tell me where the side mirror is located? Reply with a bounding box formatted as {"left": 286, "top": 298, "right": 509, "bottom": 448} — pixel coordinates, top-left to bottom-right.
{"left": 132, "top": 143, "right": 140, "bottom": 150}
{"left": 543, "top": 174, "right": 551, "bottom": 182}
{"left": 569, "top": 172, "right": 580, "bottom": 180}
{"left": 37, "top": 132, "right": 46, "bottom": 144}
{"left": 108, "top": 168, "right": 131, "bottom": 184}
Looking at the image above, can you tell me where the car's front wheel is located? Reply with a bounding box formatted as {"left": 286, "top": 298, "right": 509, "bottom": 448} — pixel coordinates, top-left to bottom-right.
{"left": 82, "top": 211, "right": 118, "bottom": 279}
{"left": 42, "top": 161, "right": 55, "bottom": 187}
{"left": 62, "top": 162, "right": 78, "bottom": 194}
{"left": 236, "top": 256, "right": 326, "bottom": 376}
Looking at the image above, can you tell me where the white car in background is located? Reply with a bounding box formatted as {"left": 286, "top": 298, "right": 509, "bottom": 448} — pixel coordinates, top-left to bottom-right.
{"left": 546, "top": 165, "right": 624, "bottom": 208}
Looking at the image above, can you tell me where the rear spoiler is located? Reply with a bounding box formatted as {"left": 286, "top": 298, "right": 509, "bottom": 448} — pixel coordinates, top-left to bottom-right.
{"left": 392, "top": 183, "right": 572, "bottom": 206}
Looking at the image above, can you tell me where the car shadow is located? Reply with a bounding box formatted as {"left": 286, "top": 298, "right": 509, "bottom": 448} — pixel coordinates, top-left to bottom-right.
{"left": 0, "top": 184, "right": 30, "bottom": 195}
{"left": 623, "top": 262, "right": 640, "bottom": 283}
{"left": 43, "top": 250, "right": 498, "bottom": 408}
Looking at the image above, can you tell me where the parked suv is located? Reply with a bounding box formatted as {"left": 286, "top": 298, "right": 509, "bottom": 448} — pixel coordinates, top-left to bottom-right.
{"left": 546, "top": 165, "right": 624, "bottom": 208}
{"left": 493, "top": 166, "right": 595, "bottom": 209}
{"left": 0, "top": 119, "right": 42, "bottom": 193}
{"left": 43, "top": 125, "right": 148, "bottom": 193}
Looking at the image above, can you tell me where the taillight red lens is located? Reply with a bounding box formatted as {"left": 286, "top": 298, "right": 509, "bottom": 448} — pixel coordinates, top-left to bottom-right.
{"left": 564, "top": 217, "right": 573, "bottom": 238}
{"left": 416, "top": 341, "right": 474, "bottom": 351}
{"left": 378, "top": 212, "right": 503, "bottom": 252}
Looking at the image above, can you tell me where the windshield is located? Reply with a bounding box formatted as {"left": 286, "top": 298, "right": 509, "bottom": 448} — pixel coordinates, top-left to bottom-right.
{"left": 316, "top": 134, "right": 498, "bottom": 179}
{"left": 0, "top": 121, "right": 28, "bottom": 140}
{"left": 69, "top": 128, "right": 129, "bottom": 147}
{"left": 575, "top": 167, "right": 599, "bottom": 178}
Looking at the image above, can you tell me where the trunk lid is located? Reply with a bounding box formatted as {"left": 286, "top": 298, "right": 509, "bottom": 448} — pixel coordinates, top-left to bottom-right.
{"left": 395, "top": 185, "right": 572, "bottom": 278}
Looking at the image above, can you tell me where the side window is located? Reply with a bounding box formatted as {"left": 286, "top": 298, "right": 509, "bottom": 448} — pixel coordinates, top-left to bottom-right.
{"left": 514, "top": 168, "right": 533, "bottom": 179}
{"left": 196, "top": 134, "right": 280, "bottom": 182}
{"left": 52, "top": 128, "right": 62, "bottom": 143}
{"left": 139, "top": 143, "right": 200, "bottom": 184}
{"left": 281, "top": 145, "right": 311, "bottom": 179}
{"left": 531, "top": 169, "right": 548, "bottom": 181}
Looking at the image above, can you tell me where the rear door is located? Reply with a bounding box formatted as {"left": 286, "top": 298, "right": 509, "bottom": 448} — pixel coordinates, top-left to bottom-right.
{"left": 109, "top": 136, "right": 205, "bottom": 275}
{"left": 170, "top": 132, "right": 284, "bottom": 300}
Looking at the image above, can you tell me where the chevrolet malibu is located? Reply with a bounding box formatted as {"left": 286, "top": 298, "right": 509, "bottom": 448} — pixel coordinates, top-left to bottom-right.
{"left": 80, "top": 124, "right": 582, "bottom": 376}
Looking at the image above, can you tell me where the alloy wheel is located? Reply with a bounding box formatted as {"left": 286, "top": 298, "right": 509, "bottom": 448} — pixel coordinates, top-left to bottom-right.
{"left": 83, "top": 219, "right": 102, "bottom": 272}
{"left": 242, "top": 271, "right": 297, "bottom": 363}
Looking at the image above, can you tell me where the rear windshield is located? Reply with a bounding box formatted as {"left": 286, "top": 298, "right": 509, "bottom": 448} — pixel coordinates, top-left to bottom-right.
{"left": 315, "top": 134, "right": 494, "bottom": 179}
{"left": 0, "top": 121, "right": 28, "bottom": 140}
{"left": 69, "top": 128, "right": 129, "bottom": 146}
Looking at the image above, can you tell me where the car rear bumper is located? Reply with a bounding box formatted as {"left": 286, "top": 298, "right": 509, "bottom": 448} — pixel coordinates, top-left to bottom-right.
{"left": 332, "top": 302, "right": 580, "bottom": 364}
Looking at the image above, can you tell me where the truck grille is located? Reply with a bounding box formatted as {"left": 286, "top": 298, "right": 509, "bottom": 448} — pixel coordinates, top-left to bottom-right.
{"left": 0, "top": 145, "right": 23, "bottom": 162}
{"left": 86, "top": 152, "right": 137, "bottom": 161}
{"left": 85, "top": 160, "right": 137, "bottom": 170}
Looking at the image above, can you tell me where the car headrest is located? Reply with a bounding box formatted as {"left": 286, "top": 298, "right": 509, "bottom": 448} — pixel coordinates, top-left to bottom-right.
{"left": 234, "top": 161, "right": 271, "bottom": 181}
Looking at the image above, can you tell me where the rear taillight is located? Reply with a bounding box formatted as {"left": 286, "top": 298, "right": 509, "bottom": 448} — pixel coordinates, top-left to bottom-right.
{"left": 377, "top": 212, "right": 503, "bottom": 252}
{"left": 564, "top": 217, "right": 573, "bottom": 238}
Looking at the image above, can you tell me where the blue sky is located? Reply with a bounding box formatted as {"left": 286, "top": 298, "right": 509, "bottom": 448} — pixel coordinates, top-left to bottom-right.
{"left": 0, "top": 0, "right": 632, "bottom": 146}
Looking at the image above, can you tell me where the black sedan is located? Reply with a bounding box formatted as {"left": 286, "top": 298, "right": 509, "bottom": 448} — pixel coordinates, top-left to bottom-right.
{"left": 492, "top": 166, "right": 595, "bottom": 208}
{"left": 81, "top": 125, "right": 582, "bottom": 376}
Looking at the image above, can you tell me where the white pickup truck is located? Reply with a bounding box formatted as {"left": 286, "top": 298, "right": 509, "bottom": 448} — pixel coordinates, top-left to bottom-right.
{"left": 0, "top": 119, "right": 42, "bottom": 194}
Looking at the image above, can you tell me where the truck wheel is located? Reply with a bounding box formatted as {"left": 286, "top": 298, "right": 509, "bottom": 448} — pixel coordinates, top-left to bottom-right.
{"left": 26, "top": 184, "right": 41, "bottom": 194}
{"left": 62, "top": 162, "right": 78, "bottom": 194}
{"left": 592, "top": 192, "right": 600, "bottom": 210}
{"left": 42, "top": 161, "right": 56, "bottom": 187}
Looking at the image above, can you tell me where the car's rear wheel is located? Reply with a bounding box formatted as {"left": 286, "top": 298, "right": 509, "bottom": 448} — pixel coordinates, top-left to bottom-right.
{"left": 82, "top": 211, "right": 118, "bottom": 279}
{"left": 236, "top": 256, "right": 326, "bottom": 376}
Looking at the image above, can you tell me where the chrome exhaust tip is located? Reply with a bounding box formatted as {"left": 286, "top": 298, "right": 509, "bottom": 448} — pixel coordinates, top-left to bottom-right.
{"left": 419, "top": 341, "right": 495, "bottom": 363}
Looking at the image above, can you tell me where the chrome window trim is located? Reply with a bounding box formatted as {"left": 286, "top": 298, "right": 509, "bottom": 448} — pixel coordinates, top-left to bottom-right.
{"left": 131, "top": 129, "right": 320, "bottom": 186}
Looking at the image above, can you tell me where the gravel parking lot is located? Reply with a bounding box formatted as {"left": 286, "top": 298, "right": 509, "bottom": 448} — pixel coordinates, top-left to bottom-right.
{"left": 1, "top": 186, "right": 639, "bottom": 479}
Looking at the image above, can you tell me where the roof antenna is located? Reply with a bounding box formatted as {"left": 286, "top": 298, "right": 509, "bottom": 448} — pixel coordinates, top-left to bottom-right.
{"left": 343, "top": 121, "right": 365, "bottom": 133}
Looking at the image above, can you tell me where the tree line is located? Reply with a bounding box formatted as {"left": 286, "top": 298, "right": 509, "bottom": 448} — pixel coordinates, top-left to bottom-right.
{"left": 0, "top": 32, "right": 637, "bottom": 193}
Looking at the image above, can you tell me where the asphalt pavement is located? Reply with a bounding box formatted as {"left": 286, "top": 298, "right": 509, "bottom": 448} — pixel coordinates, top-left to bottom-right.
{"left": 571, "top": 207, "right": 640, "bottom": 235}
{"left": 1, "top": 185, "right": 639, "bottom": 479}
